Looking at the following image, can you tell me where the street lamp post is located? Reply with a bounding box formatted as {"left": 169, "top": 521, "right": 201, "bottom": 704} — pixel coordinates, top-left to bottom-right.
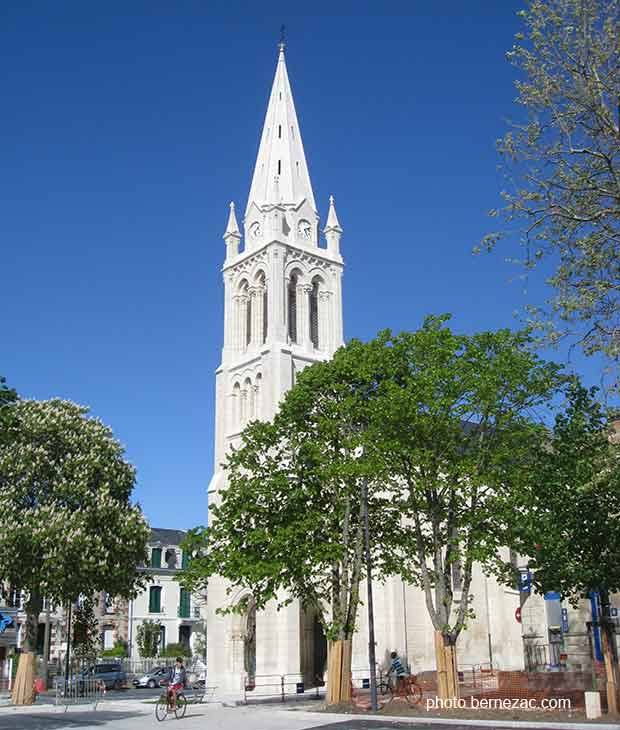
{"left": 362, "top": 477, "right": 378, "bottom": 711}
{"left": 64, "top": 602, "right": 72, "bottom": 689}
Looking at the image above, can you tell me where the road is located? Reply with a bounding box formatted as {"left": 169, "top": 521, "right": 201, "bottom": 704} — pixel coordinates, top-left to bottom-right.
{"left": 0, "top": 702, "right": 610, "bottom": 730}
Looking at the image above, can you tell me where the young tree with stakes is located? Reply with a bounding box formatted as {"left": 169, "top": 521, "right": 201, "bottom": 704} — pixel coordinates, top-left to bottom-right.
{"left": 508, "top": 383, "right": 620, "bottom": 713}
{"left": 180, "top": 341, "right": 400, "bottom": 705}
{"left": 362, "top": 317, "right": 565, "bottom": 700}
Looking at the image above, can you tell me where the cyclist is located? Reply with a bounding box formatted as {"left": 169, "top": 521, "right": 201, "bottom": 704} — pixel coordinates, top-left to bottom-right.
{"left": 388, "top": 651, "right": 408, "bottom": 693}
{"left": 167, "top": 657, "right": 186, "bottom": 710}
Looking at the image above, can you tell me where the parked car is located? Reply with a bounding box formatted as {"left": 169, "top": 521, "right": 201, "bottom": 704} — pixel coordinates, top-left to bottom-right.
{"left": 79, "top": 662, "right": 127, "bottom": 690}
{"left": 133, "top": 666, "right": 171, "bottom": 689}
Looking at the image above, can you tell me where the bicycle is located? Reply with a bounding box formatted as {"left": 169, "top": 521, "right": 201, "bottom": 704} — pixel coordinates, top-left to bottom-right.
{"left": 377, "top": 670, "right": 423, "bottom": 706}
{"left": 155, "top": 687, "right": 187, "bottom": 721}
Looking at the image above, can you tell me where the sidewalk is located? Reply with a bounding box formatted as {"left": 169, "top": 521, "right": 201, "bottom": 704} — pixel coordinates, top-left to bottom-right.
{"left": 1, "top": 689, "right": 620, "bottom": 730}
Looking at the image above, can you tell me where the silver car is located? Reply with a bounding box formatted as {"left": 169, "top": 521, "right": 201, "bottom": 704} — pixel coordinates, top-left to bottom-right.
{"left": 133, "top": 666, "right": 171, "bottom": 689}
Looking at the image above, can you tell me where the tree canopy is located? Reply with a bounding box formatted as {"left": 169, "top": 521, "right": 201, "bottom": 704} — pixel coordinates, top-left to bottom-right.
{"left": 508, "top": 382, "right": 620, "bottom": 602}
{"left": 0, "top": 376, "right": 17, "bottom": 444}
{"left": 481, "top": 0, "right": 620, "bottom": 389}
{"left": 182, "top": 317, "right": 568, "bottom": 649}
{"left": 361, "top": 318, "right": 566, "bottom": 646}
{"left": 0, "top": 399, "right": 150, "bottom": 652}
{"left": 181, "top": 337, "right": 400, "bottom": 642}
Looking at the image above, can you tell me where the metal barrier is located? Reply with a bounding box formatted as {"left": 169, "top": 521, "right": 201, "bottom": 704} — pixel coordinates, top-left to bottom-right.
{"left": 55, "top": 675, "right": 106, "bottom": 710}
{"left": 243, "top": 674, "right": 322, "bottom": 703}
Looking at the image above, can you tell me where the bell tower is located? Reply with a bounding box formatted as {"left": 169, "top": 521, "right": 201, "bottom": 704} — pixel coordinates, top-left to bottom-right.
{"left": 207, "top": 41, "right": 345, "bottom": 692}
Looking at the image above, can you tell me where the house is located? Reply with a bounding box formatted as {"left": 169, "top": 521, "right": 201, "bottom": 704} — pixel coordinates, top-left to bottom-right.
{"left": 128, "top": 528, "right": 206, "bottom": 659}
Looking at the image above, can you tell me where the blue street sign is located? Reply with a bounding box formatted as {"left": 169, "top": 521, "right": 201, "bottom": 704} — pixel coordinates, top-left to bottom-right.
{"left": 0, "top": 612, "right": 14, "bottom": 634}
{"left": 561, "top": 607, "right": 569, "bottom": 633}
{"left": 519, "top": 570, "right": 532, "bottom": 593}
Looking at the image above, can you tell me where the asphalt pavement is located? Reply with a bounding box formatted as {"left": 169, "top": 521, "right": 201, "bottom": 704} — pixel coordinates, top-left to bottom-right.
{"left": 1, "top": 703, "right": 620, "bottom": 730}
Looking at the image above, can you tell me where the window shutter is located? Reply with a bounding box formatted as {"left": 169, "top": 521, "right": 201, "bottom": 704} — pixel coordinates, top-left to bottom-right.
{"left": 149, "top": 586, "right": 161, "bottom": 613}
{"left": 150, "top": 548, "right": 162, "bottom": 569}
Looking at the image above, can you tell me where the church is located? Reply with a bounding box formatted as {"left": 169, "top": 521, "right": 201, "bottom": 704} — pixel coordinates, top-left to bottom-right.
{"left": 205, "top": 42, "right": 581, "bottom": 694}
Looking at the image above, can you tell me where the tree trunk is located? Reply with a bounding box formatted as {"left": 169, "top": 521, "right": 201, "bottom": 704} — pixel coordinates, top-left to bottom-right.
{"left": 434, "top": 631, "right": 459, "bottom": 701}
{"left": 12, "top": 593, "right": 42, "bottom": 706}
{"left": 601, "top": 622, "right": 619, "bottom": 716}
{"left": 326, "top": 639, "right": 352, "bottom": 705}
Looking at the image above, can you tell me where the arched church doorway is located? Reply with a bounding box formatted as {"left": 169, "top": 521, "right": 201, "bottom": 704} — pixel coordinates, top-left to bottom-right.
{"left": 300, "top": 607, "right": 327, "bottom": 687}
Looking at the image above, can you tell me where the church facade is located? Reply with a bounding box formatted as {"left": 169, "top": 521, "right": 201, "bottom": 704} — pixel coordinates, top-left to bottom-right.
{"left": 206, "top": 44, "right": 566, "bottom": 693}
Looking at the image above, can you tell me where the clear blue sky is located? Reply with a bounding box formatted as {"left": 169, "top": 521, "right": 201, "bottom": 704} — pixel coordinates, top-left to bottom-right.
{"left": 1, "top": 1, "right": 603, "bottom": 530}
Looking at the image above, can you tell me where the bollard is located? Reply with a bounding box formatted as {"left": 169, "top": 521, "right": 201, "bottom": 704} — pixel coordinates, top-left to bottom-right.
{"left": 585, "top": 691, "right": 602, "bottom": 719}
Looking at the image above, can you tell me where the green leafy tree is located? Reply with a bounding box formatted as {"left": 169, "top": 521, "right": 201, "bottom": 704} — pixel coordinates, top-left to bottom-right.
{"left": 180, "top": 338, "right": 401, "bottom": 704}
{"left": 0, "top": 399, "right": 150, "bottom": 704}
{"left": 481, "top": 0, "right": 620, "bottom": 389}
{"left": 102, "top": 639, "right": 128, "bottom": 658}
{"left": 72, "top": 598, "right": 100, "bottom": 663}
{"left": 181, "top": 317, "right": 564, "bottom": 702}
{"left": 161, "top": 642, "right": 189, "bottom": 658}
{"left": 0, "top": 376, "right": 17, "bottom": 445}
{"left": 136, "top": 620, "right": 162, "bottom": 658}
{"left": 511, "top": 383, "right": 620, "bottom": 601}
{"left": 361, "top": 317, "right": 564, "bottom": 698}
{"left": 507, "top": 383, "right": 620, "bottom": 710}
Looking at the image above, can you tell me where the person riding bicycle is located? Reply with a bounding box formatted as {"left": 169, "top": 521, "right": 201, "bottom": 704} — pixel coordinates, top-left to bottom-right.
{"left": 388, "top": 651, "right": 408, "bottom": 693}
{"left": 167, "top": 657, "right": 186, "bottom": 710}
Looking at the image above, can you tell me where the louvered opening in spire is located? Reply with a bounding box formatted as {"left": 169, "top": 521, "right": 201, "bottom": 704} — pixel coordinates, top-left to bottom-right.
{"left": 245, "top": 46, "right": 316, "bottom": 216}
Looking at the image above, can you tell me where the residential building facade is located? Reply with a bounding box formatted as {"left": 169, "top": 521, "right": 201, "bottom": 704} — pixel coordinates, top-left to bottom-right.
{"left": 128, "top": 528, "right": 206, "bottom": 659}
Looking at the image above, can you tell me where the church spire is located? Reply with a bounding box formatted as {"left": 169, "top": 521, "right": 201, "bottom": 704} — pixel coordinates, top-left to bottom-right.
{"left": 223, "top": 201, "right": 241, "bottom": 260}
{"left": 245, "top": 43, "right": 316, "bottom": 217}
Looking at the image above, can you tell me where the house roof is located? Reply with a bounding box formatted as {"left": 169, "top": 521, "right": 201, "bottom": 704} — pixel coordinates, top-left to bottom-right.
{"left": 149, "top": 528, "right": 187, "bottom": 547}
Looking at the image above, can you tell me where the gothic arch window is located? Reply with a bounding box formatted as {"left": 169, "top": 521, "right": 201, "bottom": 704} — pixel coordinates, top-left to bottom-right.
{"left": 310, "top": 279, "right": 319, "bottom": 349}
{"left": 246, "top": 291, "right": 252, "bottom": 348}
{"left": 254, "top": 373, "right": 262, "bottom": 419}
{"left": 238, "top": 279, "right": 250, "bottom": 351}
{"left": 243, "top": 377, "right": 252, "bottom": 423}
{"left": 233, "top": 382, "right": 241, "bottom": 427}
{"left": 261, "top": 274, "right": 268, "bottom": 344}
{"left": 288, "top": 273, "right": 298, "bottom": 344}
{"left": 255, "top": 270, "right": 268, "bottom": 346}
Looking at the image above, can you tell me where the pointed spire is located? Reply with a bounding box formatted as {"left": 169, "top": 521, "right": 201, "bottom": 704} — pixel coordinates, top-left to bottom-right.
{"left": 223, "top": 201, "right": 241, "bottom": 260}
{"left": 324, "top": 194, "right": 342, "bottom": 232}
{"left": 245, "top": 44, "right": 316, "bottom": 216}
{"left": 224, "top": 201, "right": 240, "bottom": 237}
{"left": 323, "top": 195, "right": 342, "bottom": 255}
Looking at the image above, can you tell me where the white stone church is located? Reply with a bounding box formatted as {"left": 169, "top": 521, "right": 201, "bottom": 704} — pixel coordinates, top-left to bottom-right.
{"left": 205, "top": 43, "right": 584, "bottom": 693}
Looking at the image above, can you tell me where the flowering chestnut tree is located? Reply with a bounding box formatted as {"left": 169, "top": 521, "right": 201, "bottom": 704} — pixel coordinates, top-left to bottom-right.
{"left": 0, "top": 399, "right": 150, "bottom": 704}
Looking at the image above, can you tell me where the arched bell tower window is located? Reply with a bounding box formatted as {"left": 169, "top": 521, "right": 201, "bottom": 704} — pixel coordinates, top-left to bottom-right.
{"left": 257, "top": 271, "right": 267, "bottom": 345}
{"left": 288, "top": 273, "right": 298, "bottom": 344}
{"left": 310, "top": 280, "right": 319, "bottom": 349}
{"left": 246, "top": 293, "right": 252, "bottom": 347}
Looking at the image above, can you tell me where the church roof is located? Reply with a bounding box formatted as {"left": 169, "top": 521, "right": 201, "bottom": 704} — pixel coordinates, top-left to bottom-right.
{"left": 245, "top": 44, "right": 316, "bottom": 217}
